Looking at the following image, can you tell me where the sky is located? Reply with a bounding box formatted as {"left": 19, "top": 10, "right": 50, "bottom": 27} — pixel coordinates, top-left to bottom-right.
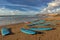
{"left": 0, "top": 0, "right": 60, "bottom": 15}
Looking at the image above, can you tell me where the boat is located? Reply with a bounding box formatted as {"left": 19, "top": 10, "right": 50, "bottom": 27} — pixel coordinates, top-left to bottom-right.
{"left": 28, "top": 22, "right": 50, "bottom": 26}
{"left": 38, "top": 23, "right": 50, "bottom": 26}
{"left": 20, "top": 28, "right": 36, "bottom": 34}
{"left": 1, "top": 27, "right": 10, "bottom": 36}
{"left": 29, "top": 28, "right": 53, "bottom": 31}
{"left": 38, "top": 20, "right": 45, "bottom": 23}
{"left": 28, "top": 20, "right": 46, "bottom": 26}
{"left": 31, "top": 20, "right": 45, "bottom": 23}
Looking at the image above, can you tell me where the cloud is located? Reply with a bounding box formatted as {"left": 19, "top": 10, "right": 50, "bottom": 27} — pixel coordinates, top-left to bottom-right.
{"left": 40, "top": 0, "right": 60, "bottom": 14}
{"left": 0, "top": 7, "right": 39, "bottom": 15}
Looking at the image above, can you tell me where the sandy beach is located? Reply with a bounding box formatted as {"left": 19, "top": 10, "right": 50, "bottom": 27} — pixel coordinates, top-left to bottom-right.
{"left": 0, "top": 16, "right": 60, "bottom": 40}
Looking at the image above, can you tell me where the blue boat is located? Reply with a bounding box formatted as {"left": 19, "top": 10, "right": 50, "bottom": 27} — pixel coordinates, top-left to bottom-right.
{"left": 38, "top": 23, "right": 51, "bottom": 26}
{"left": 29, "top": 28, "right": 53, "bottom": 31}
{"left": 38, "top": 20, "right": 45, "bottom": 23}
{"left": 1, "top": 27, "right": 10, "bottom": 36}
{"left": 37, "top": 22, "right": 53, "bottom": 26}
{"left": 31, "top": 20, "right": 45, "bottom": 23}
{"left": 32, "top": 20, "right": 45, "bottom": 24}
{"left": 28, "top": 23, "right": 38, "bottom": 26}
{"left": 20, "top": 28, "right": 36, "bottom": 34}
{"left": 28, "top": 20, "right": 46, "bottom": 26}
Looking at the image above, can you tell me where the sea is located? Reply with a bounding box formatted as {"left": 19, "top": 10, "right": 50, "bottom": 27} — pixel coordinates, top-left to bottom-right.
{"left": 0, "top": 15, "right": 47, "bottom": 26}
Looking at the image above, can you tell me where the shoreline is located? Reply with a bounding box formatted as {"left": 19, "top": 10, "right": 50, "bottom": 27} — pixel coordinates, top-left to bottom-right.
{"left": 0, "top": 16, "right": 60, "bottom": 40}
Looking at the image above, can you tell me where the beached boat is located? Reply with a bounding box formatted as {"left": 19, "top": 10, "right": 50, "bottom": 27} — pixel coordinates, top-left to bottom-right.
{"left": 38, "top": 20, "right": 45, "bottom": 23}
{"left": 20, "top": 28, "right": 36, "bottom": 34}
{"left": 1, "top": 27, "right": 10, "bottom": 36}
{"left": 37, "top": 22, "right": 51, "bottom": 26}
{"left": 28, "top": 22, "right": 50, "bottom": 26}
{"left": 29, "top": 28, "right": 53, "bottom": 31}
{"left": 28, "top": 20, "right": 46, "bottom": 26}
{"left": 31, "top": 20, "right": 45, "bottom": 24}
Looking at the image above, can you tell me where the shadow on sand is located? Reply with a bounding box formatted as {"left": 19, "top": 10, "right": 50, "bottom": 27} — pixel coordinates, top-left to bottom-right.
{"left": 32, "top": 28, "right": 56, "bottom": 35}
{"left": 5, "top": 28, "right": 15, "bottom": 36}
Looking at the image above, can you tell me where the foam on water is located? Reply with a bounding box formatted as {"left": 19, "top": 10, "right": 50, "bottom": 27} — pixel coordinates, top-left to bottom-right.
{"left": 0, "top": 15, "right": 47, "bottom": 26}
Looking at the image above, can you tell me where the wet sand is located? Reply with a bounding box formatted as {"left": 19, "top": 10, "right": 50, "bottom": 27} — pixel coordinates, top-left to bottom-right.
{"left": 0, "top": 16, "right": 60, "bottom": 40}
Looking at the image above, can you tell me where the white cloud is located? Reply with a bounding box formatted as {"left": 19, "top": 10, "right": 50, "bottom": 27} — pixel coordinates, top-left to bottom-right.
{"left": 0, "top": 7, "right": 39, "bottom": 15}
{"left": 48, "top": 2, "right": 59, "bottom": 7}
{"left": 40, "top": 0, "right": 60, "bottom": 14}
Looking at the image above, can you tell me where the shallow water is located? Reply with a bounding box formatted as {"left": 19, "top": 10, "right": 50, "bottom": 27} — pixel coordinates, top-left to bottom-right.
{"left": 0, "top": 15, "right": 47, "bottom": 25}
